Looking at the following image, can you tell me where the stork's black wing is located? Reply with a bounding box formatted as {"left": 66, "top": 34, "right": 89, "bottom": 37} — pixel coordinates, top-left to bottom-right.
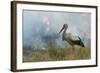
{"left": 71, "top": 36, "right": 85, "bottom": 47}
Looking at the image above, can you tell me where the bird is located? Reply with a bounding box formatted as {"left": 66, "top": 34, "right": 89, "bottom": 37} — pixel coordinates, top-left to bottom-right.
{"left": 59, "top": 24, "right": 84, "bottom": 50}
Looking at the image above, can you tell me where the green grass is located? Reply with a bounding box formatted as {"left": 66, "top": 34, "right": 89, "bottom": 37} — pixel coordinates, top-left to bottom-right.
{"left": 23, "top": 47, "right": 91, "bottom": 62}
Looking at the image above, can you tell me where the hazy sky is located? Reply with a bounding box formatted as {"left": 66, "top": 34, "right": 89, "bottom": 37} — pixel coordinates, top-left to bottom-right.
{"left": 22, "top": 10, "right": 91, "bottom": 49}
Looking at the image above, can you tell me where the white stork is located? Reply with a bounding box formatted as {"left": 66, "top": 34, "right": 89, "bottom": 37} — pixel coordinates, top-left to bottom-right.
{"left": 59, "top": 24, "right": 84, "bottom": 50}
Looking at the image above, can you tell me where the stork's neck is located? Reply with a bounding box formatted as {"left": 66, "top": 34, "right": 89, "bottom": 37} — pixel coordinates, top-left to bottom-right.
{"left": 63, "top": 28, "right": 67, "bottom": 34}
{"left": 62, "top": 28, "right": 66, "bottom": 40}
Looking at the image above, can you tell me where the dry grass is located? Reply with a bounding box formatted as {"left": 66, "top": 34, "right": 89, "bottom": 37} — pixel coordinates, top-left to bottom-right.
{"left": 23, "top": 47, "right": 91, "bottom": 62}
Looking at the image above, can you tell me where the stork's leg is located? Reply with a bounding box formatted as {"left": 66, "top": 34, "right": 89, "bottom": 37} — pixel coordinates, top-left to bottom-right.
{"left": 70, "top": 45, "right": 76, "bottom": 59}
{"left": 72, "top": 45, "right": 77, "bottom": 56}
{"left": 71, "top": 46, "right": 75, "bottom": 55}
{"left": 72, "top": 45, "right": 75, "bottom": 51}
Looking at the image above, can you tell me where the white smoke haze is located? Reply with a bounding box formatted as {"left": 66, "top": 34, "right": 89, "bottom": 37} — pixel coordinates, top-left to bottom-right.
{"left": 23, "top": 10, "right": 91, "bottom": 49}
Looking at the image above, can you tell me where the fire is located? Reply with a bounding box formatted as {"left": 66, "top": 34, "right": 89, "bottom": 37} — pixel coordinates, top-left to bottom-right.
{"left": 42, "top": 16, "right": 51, "bottom": 32}
{"left": 42, "top": 16, "right": 50, "bottom": 25}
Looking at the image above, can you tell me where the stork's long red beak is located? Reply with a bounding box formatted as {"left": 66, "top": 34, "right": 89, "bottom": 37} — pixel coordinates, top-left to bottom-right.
{"left": 59, "top": 26, "right": 64, "bottom": 34}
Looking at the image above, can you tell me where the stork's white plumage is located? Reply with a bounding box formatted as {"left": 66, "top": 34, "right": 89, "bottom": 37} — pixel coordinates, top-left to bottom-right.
{"left": 59, "top": 24, "right": 84, "bottom": 50}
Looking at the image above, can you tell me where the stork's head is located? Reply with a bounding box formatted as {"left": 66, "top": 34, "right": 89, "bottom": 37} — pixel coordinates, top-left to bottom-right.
{"left": 59, "top": 24, "right": 68, "bottom": 33}
{"left": 64, "top": 24, "right": 68, "bottom": 28}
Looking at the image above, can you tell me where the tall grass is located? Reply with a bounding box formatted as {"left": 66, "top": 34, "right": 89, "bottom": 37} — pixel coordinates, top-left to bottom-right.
{"left": 23, "top": 47, "right": 91, "bottom": 62}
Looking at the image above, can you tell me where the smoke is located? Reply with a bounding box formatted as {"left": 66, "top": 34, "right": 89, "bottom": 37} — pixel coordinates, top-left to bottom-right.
{"left": 23, "top": 10, "right": 91, "bottom": 49}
